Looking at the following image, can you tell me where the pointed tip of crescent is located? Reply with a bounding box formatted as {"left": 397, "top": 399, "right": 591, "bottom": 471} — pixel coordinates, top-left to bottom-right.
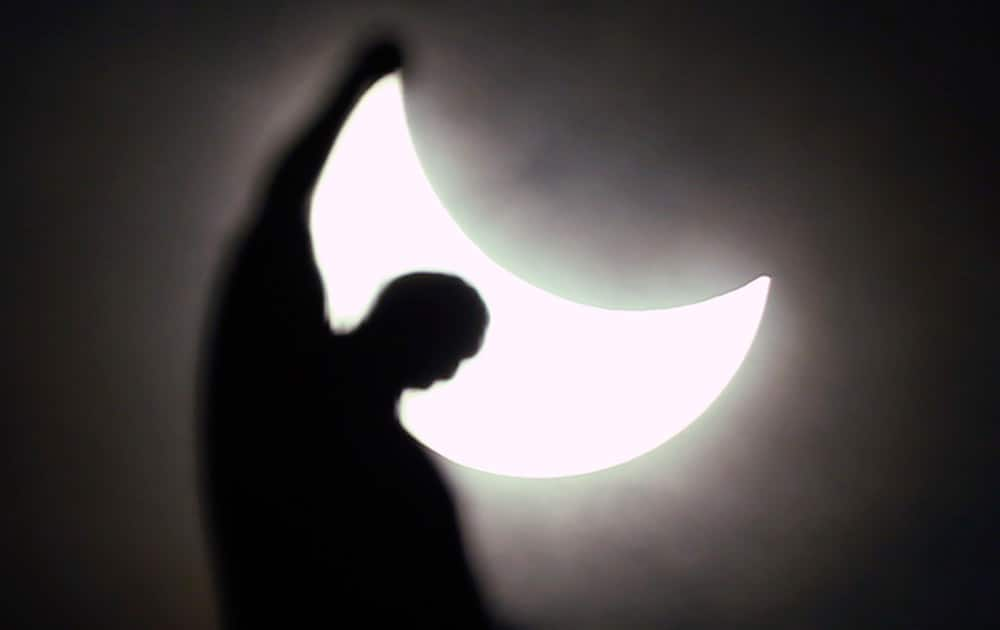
{"left": 744, "top": 275, "right": 771, "bottom": 298}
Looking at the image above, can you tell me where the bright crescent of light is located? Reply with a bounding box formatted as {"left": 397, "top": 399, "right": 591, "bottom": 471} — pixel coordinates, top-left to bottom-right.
{"left": 310, "top": 73, "right": 770, "bottom": 478}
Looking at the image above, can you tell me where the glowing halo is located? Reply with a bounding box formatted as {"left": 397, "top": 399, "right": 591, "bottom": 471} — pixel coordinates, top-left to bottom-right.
{"left": 310, "top": 72, "right": 770, "bottom": 478}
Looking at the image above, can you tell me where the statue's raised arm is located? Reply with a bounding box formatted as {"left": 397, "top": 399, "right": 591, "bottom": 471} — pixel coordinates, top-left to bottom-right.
{"left": 201, "top": 40, "right": 405, "bottom": 630}
{"left": 213, "top": 41, "right": 403, "bottom": 359}
{"left": 259, "top": 41, "right": 403, "bottom": 228}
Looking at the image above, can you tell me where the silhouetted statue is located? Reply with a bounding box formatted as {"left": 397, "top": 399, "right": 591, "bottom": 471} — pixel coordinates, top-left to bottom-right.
{"left": 320, "top": 272, "right": 491, "bottom": 626}
{"left": 201, "top": 41, "right": 496, "bottom": 629}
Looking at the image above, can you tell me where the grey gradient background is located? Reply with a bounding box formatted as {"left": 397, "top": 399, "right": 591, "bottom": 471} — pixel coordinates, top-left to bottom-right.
{"left": 3, "top": 2, "right": 997, "bottom": 628}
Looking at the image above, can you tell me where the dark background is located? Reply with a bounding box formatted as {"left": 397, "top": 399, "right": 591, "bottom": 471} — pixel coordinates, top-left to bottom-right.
{"left": 3, "top": 2, "right": 996, "bottom": 628}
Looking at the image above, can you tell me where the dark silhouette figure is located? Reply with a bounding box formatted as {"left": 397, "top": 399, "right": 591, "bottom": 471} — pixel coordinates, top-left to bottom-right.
{"left": 200, "top": 41, "right": 496, "bottom": 628}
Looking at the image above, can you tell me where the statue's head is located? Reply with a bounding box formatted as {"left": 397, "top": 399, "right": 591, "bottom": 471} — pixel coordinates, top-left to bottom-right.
{"left": 354, "top": 272, "right": 489, "bottom": 390}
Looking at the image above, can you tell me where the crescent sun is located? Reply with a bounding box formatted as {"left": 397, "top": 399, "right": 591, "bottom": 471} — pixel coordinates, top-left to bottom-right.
{"left": 309, "top": 71, "right": 770, "bottom": 478}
